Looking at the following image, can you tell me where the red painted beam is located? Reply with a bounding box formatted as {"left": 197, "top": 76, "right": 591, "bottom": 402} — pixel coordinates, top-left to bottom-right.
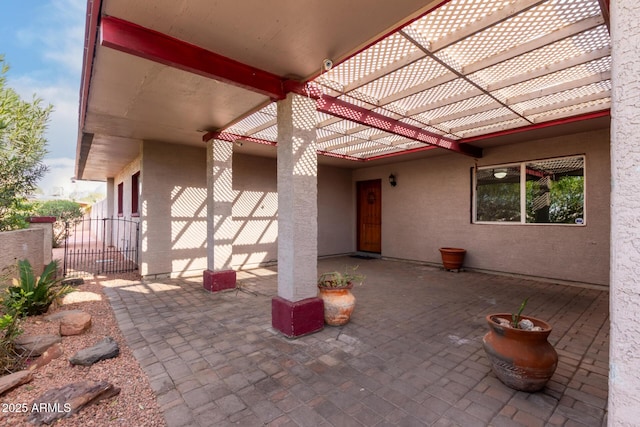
{"left": 364, "top": 144, "right": 438, "bottom": 161}
{"left": 100, "top": 16, "right": 287, "bottom": 100}
{"left": 460, "top": 109, "right": 610, "bottom": 144}
{"left": 316, "top": 97, "right": 482, "bottom": 158}
{"left": 203, "top": 131, "right": 276, "bottom": 146}
{"left": 203, "top": 131, "right": 364, "bottom": 161}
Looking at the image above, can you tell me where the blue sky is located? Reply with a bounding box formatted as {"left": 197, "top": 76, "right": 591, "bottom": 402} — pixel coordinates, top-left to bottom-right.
{"left": 0, "top": 0, "right": 104, "bottom": 197}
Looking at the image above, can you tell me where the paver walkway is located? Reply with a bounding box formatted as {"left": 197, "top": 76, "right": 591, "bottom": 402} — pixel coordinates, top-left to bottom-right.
{"left": 104, "top": 257, "right": 609, "bottom": 426}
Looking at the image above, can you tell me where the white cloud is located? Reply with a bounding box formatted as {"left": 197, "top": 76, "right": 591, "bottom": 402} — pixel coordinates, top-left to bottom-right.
{"left": 40, "top": 157, "right": 105, "bottom": 198}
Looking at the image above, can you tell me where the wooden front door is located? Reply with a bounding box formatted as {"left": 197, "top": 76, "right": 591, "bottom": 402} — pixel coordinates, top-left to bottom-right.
{"left": 357, "top": 179, "right": 382, "bottom": 253}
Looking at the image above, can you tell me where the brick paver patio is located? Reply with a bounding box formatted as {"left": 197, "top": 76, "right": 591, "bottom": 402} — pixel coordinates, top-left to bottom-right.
{"left": 104, "top": 257, "right": 609, "bottom": 426}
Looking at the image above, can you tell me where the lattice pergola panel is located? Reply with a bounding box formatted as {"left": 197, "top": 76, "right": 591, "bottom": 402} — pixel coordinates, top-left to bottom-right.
{"left": 353, "top": 57, "right": 449, "bottom": 102}
{"left": 439, "top": 0, "right": 600, "bottom": 69}
{"left": 515, "top": 80, "right": 611, "bottom": 115}
{"left": 389, "top": 78, "right": 479, "bottom": 116}
{"left": 218, "top": 0, "right": 610, "bottom": 160}
{"left": 468, "top": 26, "right": 610, "bottom": 88}
{"left": 528, "top": 97, "right": 610, "bottom": 122}
{"left": 456, "top": 117, "right": 531, "bottom": 138}
{"left": 408, "top": 0, "right": 512, "bottom": 47}
{"left": 496, "top": 57, "right": 611, "bottom": 101}
{"left": 319, "top": 33, "right": 418, "bottom": 91}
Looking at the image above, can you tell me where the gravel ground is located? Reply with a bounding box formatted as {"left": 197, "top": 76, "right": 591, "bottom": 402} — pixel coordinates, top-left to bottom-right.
{"left": 1, "top": 274, "right": 166, "bottom": 426}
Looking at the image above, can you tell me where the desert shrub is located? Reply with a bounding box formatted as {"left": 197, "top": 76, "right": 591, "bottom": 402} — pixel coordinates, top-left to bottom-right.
{"left": 33, "top": 200, "right": 84, "bottom": 247}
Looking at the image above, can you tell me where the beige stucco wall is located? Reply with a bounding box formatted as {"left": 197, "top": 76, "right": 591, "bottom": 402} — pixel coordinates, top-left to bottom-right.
{"left": 0, "top": 228, "right": 45, "bottom": 277}
{"left": 140, "top": 141, "right": 353, "bottom": 278}
{"left": 354, "top": 128, "right": 610, "bottom": 286}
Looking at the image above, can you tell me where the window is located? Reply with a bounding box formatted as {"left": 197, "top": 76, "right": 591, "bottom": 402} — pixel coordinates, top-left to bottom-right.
{"left": 474, "top": 155, "right": 585, "bottom": 225}
{"left": 131, "top": 171, "right": 140, "bottom": 216}
{"left": 117, "top": 182, "right": 123, "bottom": 217}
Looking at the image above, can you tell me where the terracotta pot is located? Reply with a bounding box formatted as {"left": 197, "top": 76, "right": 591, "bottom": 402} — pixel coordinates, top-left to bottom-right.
{"left": 439, "top": 247, "right": 466, "bottom": 270}
{"left": 318, "top": 284, "right": 356, "bottom": 326}
{"left": 482, "top": 313, "right": 558, "bottom": 392}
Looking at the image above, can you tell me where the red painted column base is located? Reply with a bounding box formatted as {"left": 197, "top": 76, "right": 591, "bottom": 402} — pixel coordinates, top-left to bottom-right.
{"left": 271, "top": 296, "right": 324, "bottom": 338}
{"left": 203, "top": 269, "right": 236, "bottom": 292}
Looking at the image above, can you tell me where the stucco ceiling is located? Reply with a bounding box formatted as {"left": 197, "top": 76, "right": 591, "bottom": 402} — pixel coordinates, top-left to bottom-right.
{"left": 77, "top": 0, "right": 611, "bottom": 181}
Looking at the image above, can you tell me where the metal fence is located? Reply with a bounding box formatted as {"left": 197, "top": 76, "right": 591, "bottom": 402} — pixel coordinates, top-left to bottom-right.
{"left": 63, "top": 217, "right": 139, "bottom": 277}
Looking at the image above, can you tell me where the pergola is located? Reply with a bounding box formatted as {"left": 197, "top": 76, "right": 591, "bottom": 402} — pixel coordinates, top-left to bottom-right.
{"left": 77, "top": 0, "right": 611, "bottom": 180}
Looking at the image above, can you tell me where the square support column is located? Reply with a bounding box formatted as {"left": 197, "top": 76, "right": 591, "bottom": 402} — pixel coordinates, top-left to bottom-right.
{"left": 272, "top": 93, "right": 324, "bottom": 337}
{"left": 609, "top": 1, "right": 640, "bottom": 422}
{"left": 203, "top": 138, "right": 236, "bottom": 292}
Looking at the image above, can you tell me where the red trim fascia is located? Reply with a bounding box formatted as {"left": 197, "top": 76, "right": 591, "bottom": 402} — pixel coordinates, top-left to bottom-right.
{"left": 365, "top": 144, "right": 438, "bottom": 161}
{"left": 317, "top": 96, "right": 482, "bottom": 158}
{"left": 204, "top": 131, "right": 363, "bottom": 161}
{"left": 100, "top": 16, "right": 287, "bottom": 100}
{"left": 597, "top": 0, "right": 610, "bottom": 31}
{"left": 460, "top": 109, "right": 611, "bottom": 144}
{"left": 79, "top": 0, "right": 101, "bottom": 130}
{"left": 317, "top": 150, "right": 365, "bottom": 162}
{"left": 203, "top": 131, "right": 277, "bottom": 146}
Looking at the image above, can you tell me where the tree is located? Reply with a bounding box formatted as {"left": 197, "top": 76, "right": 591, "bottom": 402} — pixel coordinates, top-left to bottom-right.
{"left": 34, "top": 200, "right": 84, "bottom": 247}
{"left": 0, "top": 56, "right": 53, "bottom": 231}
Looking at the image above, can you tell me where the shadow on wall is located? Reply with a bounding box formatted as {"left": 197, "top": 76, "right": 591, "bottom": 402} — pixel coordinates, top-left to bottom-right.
{"left": 140, "top": 185, "right": 278, "bottom": 276}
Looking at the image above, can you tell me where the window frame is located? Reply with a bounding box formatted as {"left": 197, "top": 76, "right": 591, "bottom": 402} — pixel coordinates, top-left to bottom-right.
{"left": 131, "top": 171, "right": 140, "bottom": 217}
{"left": 117, "top": 182, "right": 124, "bottom": 217}
{"left": 472, "top": 154, "right": 586, "bottom": 226}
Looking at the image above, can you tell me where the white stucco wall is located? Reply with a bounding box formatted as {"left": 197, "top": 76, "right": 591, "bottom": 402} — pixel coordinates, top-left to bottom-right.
{"left": 354, "top": 128, "right": 610, "bottom": 286}
{"left": 609, "top": 0, "right": 640, "bottom": 423}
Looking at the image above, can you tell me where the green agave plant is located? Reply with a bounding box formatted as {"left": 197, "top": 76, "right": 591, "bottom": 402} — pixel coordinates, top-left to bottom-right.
{"left": 4, "top": 259, "right": 74, "bottom": 317}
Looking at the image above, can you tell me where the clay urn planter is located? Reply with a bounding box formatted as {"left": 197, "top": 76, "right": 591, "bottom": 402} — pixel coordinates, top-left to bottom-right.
{"left": 439, "top": 247, "right": 466, "bottom": 271}
{"left": 482, "top": 312, "right": 558, "bottom": 392}
{"left": 317, "top": 267, "right": 364, "bottom": 326}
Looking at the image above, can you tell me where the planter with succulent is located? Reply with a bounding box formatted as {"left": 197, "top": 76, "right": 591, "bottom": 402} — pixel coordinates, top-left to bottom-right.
{"left": 317, "top": 266, "right": 365, "bottom": 326}
{"left": 482, "top": 297, "right": 558, "bottom": 392}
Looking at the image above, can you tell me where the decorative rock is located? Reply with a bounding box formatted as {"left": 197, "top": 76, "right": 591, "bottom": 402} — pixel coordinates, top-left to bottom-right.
{"left": 14, "top": 335, "right": 62, "bottom": 357}
{"left": 62, "top": 291, "right": 102, "bottom": 304}
{"left": 30, "top": 343, "right": 63, "bottom": 371}
{"left": 496, "top": 317, "right": 511, "bottom": 327}
{"left": 61, "top": 277, "right": 84, "bottom": 287}
{"left": 0, "top": 370, "right": 33, "bottom": 396}
{"left": 69, "top": 337, "right": 119, "bottom": 366}
{"left": 517, "top": 319, "right": 535, "bottom": 330}
{"left": 44, "top": 309, "right": 84, "bottom": 322}
{"left": 28, "top": 380, "right": 120, "bottom": 425}
{"left": 60, "top": 311, "right": 92, "bottom": 336}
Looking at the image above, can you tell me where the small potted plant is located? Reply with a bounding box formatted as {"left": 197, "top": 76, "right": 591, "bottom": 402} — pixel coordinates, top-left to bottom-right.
{"left": 317, "top": 266, "right": 365, "bottom": 326}
{"left": 482, "top": 298, "right": 558, "bottom": 392}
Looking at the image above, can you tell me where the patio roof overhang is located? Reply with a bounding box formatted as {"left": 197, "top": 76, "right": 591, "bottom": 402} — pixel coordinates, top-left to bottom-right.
{"left": 76, "top": 0, "right": 611, "bottom": 181}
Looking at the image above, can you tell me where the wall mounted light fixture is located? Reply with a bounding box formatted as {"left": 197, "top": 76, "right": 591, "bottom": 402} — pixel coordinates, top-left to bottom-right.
{"left": 493, "top": 169, "right": 507, "bottom": 179}
{"left": 389, "top": 174, "right": 397, "bottom": 187}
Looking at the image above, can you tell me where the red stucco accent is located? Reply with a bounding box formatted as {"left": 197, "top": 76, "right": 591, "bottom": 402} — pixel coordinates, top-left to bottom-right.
{"left": 271, "top": 296, "right": 324, "bottom": 338}
{"left": 29, "top": 216, "right": 56, "bottom": 224}
{"left": 203, "top": 269, "right": 236, "bottom": 292}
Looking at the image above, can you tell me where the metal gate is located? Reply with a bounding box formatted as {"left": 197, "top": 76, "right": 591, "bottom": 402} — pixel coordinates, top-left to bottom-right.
{"left": 63, "top": 217, "right": 140, "bottom": 277}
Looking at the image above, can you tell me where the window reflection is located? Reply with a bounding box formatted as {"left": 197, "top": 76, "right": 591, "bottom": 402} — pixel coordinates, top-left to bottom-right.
{"left": 476, "top": 166, "right": 521, "bottom": 222}
{"left": 525, "top": 157, "right": 584, "bottom": 224}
